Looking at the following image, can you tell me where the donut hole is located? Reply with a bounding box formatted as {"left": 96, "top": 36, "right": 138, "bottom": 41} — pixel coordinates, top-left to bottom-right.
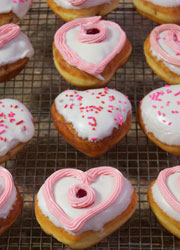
{"left": 86, "top": 29, "right": 100, "bottom": 35}
{"left": 76, "top": 189, "right": 87, "bottom": 198}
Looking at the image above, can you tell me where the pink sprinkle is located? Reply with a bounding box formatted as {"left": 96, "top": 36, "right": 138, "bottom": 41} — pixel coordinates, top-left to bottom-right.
{"left": 168, "top": 122, "right": 172, "bottom": 126}
{"left": 177, "top": 101, "right": 180, "bottom": 105}
{"left": 156, "top": 37, "right": 161, "bottom": 40}
{"left": 152, "top": 105, "right": 157, "bottom": 109}
{"left": 176, "top": 53, "right": 180, "bottom": 56}
{"left": 158, "top": 111, "right": 161, "bottom": 116}
{"left": 0, "top": 129, "right": 6, "bottom": 135}
{"left": 117, "top": 113, "right": 123, "bottom": 126}
{"left": 165, "top": 85, "right": 170, "bottom": 87}
{"left": 174, "top": 91, "right": 180, "bottom": 96}
{"left": 91, "top": 137, "right": 97, "bottom": 141}
{"left": 162, "top": 120, "right": 166, "bottom": 123}
{"left": 140, "top": 100, "right": 143, "bottom": 104}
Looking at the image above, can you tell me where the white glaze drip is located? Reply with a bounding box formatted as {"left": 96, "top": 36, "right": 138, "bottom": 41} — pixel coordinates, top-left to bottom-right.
{"left": 54, "top": 0, "right": 112, "bottom": 9}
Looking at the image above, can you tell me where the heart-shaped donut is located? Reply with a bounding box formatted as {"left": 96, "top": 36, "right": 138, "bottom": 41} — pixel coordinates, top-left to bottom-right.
{"left": 42, "top": 167, "right": 123, "bottom": 232}
{"left": 51, "top": 88, "right": 132, "bottom": 157}
{"left": 35, "top": 166, "right": 137, "bottom": 248}
{"left": 54, "top": 16, "right": 126, "bottom": 76}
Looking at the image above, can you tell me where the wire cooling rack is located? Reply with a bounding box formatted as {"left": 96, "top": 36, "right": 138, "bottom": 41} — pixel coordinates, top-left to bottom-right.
{"left": 1, "top": 0, "right": 180, "bottom": 249}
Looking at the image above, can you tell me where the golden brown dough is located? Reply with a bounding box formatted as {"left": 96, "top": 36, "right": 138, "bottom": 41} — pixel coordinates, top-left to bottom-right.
{"left": 51, "top": 103, "right": 132, "bottom": 157}
{"left": 133, "top": 0, "right": 180, "bottom": 24}
{"left": 35, "top": 189, "right": 137, "bottom": 249}
{"left": 138, "top": 105, "right": 180, "bottom": 156}
{"left": 148, "top": 180, "right": 180, "bottom": 239}
{"left": 47, "top": 0, "right": 120, "bottom": 22}
{"left": 0, "top": 12, "right": 19, "bottom": 26}
{"left": 53, "top": 39, "right": 132, "bottom": 89}
{"left": 0, "top": 186, "right": 22, "bottom": 235}
{"left": 144, "top": 35, "right": 180, "bottom": 85}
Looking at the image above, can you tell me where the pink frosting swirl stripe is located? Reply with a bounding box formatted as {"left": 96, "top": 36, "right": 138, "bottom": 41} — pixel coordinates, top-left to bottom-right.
{"left": 54, "top": 16, "right": 127, "bottom": 76}
{"left": 68, "top": 0, "right": 87, "bottom": 5}
{"left": 0, "top": 167, "right": 14, "bottom": 210}
{"left": 0, "top": 24, "right": 21, "bottom": 49}
{"left": 150, "top": 24, "right": 180, "bottom": 66}
{"left": 157, "top": 166, "right": 180, "bottom": 214}
{"left": 42, "top": 166, "right": 124, "bottom": 232}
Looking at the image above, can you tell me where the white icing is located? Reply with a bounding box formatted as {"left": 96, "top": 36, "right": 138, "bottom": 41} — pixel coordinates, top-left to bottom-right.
{"left": 141, "top": 85, "right": 180, "bottom": 145}
{"left": 0, "top": 32, "right": 34, "bottom": 67}
{"left": 37, "top": 175, "right": 134, "bottom": 234}
{"left": 0, "top": 99, "right": 34, "bottom": 157}
{"left": 0, "top": 176, "right": 17, "bottom": 219}
{"left": 55, "top": 89, "right": 132, "bottom": 141}
{"left": 145, "top": 0, "right": 180, "bottom": 7}
{"left": 66, "top": 24, "right": 121, "bottom": 65}
{"left": 150, "top": 30, "right": 180, "bottom": 75}
{"left": 54, "top": 0, "right": 112, "bottom": 9}
{"left": 152, "top": 173, "right": 180, "bottom": 221}
{"left": 0, "top": 0, "right": 32, "bottom": 19}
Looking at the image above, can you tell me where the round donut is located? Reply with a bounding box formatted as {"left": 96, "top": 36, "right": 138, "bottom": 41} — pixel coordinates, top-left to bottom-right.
{"left": 53, "top": 16, "right": 132, "bottom": 89}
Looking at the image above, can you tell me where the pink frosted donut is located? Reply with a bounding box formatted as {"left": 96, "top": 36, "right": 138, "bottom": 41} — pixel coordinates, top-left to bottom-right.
{"left": 35, "top": 166, "right": 137, "bottom": 249}
{"left": 144, "top": 24, "right": 180, "bottom": 85}
{"left": 0, "top": 166, "right": 22, "bottom": 234}
{"left": 53, "top": 17, "right": 132, "bottom": 88}
{"left": 0, "top": 23, "right": 34, "bottom": 83}
{"left": 148, "top": 166, "right": 180, "bottom": 238}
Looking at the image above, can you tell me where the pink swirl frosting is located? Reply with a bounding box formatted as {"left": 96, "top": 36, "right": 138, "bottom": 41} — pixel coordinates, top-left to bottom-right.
{"left": 0, "top": 24, "right": 21, "bottom": 49}
{"left": 157, "top": 166, "right": 180, "bottom": 214}
{"left": 77, "top": 23, "right": 107, "bottom": 44}
{"left": 67, "top": 183, "right": 95, "bottom": 208}
{"left": 0, "top": 167, "right": 14, "bottom": 210}
{"left": 54, "top": 16, "right": 126, "bottom": 76}
{"left": 68, "top": 0, "right": 87, "bottom": 5}
{"left": 43, "top": 166, "right": 124, "bottom": 232}
{"left": 150, "top": 24, "right": 180, "bottom": 66}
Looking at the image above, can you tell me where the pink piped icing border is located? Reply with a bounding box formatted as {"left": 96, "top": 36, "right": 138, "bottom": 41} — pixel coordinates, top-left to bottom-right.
{"left": 157, "top": 166, "right": 180, "bottom": 214}
{"left": 0, "top": 24, "right": 21, "bottom": 49}
{"left": 0, "top": 167, "right": 14, "bottom": 210}
{"left": 150, "top": 24, "right": 180, "bottom": 66}
{"left": 54, "top": 16, "right": 126, "bottom": 76}
{"left": 68, "top": 0, "right": 87, "bottom": 5}
{"left": 43, "top": 166, "right": 124, "bottom": 232}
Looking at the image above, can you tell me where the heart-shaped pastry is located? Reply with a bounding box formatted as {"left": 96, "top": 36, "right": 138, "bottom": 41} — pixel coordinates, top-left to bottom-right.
{"left": 148, "top": 166, "right": 180, "bottom": 239}
{"left": 0, "top": 166, "right": 22, "bottom": 234}
{"left": 53, "top": 16, "right": 132, "bottom": 88}
{"left": 138, "top": 85, "right": 180, "bottom": 156}
{"left": 51, "top": 87, "right": 132, "bottom": 157}
{"left": 47, "top": 0, "right": 120, "bottom": 22}
{"left": 35, "top": 166, "right": 137, "bottom": 249}
{"left": 144, "top": 24, "right": 180, "bottom": 85}
{"left": 0, "top": 23, "right": 34, "bottom": 83}
{"left": 0, "top": 0, "right": 32, "bottom": 26}
{"left": 0, "top": 99, "right": 35, "bottom": 163}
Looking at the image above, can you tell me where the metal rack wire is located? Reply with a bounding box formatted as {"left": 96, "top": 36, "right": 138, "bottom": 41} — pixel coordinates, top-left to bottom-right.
{"left": 0, "top": 0, "right": 180, "bottom": 249}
